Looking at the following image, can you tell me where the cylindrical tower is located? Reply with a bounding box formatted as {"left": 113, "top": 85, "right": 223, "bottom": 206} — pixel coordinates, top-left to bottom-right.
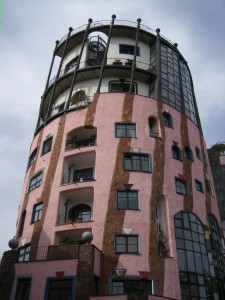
{"left": 11, "top": 17, "right": 225, "bottom": 300}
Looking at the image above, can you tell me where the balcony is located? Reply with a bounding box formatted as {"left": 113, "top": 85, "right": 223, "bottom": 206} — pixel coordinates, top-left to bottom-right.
{"left": 66, "top": 136, "right": 96, "bottom": 151}
{"left": 63, "top": 167, "right": 94, "bottom": 184}
{"left": 20, "top": 243, "right": 80, "bottom": 262}
{"left": 57, "top": 210, "right": 92, "bottom": 225}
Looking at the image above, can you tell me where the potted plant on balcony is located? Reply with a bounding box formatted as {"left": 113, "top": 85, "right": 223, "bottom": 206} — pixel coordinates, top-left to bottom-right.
{"left": 70, "top": 89, "right": 88, "bottom": 106}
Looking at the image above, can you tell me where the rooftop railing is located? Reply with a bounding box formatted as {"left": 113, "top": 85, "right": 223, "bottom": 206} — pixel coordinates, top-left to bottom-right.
{"left": 58, "top": 19, "right": 173, "bottom": 47}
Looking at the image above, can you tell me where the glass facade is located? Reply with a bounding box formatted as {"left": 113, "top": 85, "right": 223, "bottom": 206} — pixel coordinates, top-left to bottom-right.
{"left": 160, "top": 43, "right": 197, "bottom": 125}
{"left": 174, "top": 212, "right": 210, "bottom": 299}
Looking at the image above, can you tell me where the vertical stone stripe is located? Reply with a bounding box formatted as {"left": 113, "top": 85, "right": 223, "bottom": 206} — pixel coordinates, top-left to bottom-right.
{"left": 16, "top": 130, "right": 44, "bottom": 238}
{"left": 149, "top": 101, "right": 165, "bottom": 296}
{"left": 100, "top": 93, "right": 134, "bottom": 295}
{"left": 199, "top": 133, "right": 212, "bottom": 213}
{"left": 31, "top": 115, "right": 66, "bottom": 249}
{"left": 181, "top": 114, "right": 193, "bottom": 211}
{"left": 84, "top": 93, "right": 100, "bottom": 127}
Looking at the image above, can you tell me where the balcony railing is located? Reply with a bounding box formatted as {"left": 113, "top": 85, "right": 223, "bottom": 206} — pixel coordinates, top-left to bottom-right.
{"left": 66, "top": 136, "right": 96, "bottom": 151}
{"left": 57, "top": 211, "right": 93, "bottom": 225}
{"left": 62, "top": 167, "right": 95, "bottom": 184}
{"left": 20, "top": 243, "right": 80, "bottom": 262}
{"left": 150, "top": 130, "right": 159, "bottom": 138}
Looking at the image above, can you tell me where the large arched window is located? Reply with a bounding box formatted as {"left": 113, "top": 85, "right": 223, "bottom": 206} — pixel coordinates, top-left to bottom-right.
{"left": 208, "top": 214, "right": 225, "bottom": 299}
{"left": 68, "top": 204, "right": 91, "bottom": 222}
{"left": 174, "top": 212, "right": 210, "bottom": 299}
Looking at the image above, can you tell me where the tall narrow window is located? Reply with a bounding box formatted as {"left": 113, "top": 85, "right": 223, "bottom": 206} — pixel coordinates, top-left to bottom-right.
{"left": 18, "top": 210, "right": 26, "bottom": 237}
{"left": 175, "top": 178, "right": 188, "bottom": 195}
{"left": 162, "top": 111, "right": 173, "bottom": 128}
{"left": 31, "top": 202, "right": 43, "bottom": 223}
{"left": 15, "top": 278, "right": 31, "bottom": 300}
{"left": 208, "top": 214, "right": 225, "bottom": 299}
{"left": 195, "top": 179, "right": 204, "bottom": 193}
{"left": 172, "top": 144, "right": 183, "bottom": 161}
{"left": 195, "top": 147, "right": 202, "bottom": 160}
{"left": 41, "top": 136, "right": 53, "bottom": 156}
{"left": 27, "top": 147, "right": 37, "bottom": 170}
{"left": 185, "top": 146, "right": 194, "bottom": 161}
{"left": 149, "top": 117, "right": 159, "bottom": 138}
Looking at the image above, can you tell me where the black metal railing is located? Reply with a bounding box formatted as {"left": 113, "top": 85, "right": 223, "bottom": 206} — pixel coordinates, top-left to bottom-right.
{"left": 19, "top": 243, "right": 80, "bottom": 262}
{"left": 150, "top": 130, "right": 159, "bottom": 138}
{"left": 57, "top": 211, "right": 93, "bottom": 225}
{"left": 66, "top": 136, "right": 96, "bottom": 151}
{"left": 73, "top": 167, "right": 94, "bottom": 182}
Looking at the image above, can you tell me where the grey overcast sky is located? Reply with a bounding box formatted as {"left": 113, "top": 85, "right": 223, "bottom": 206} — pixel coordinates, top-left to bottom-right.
{"left": 0, "top": 0, "right": 225, "bottom": 258}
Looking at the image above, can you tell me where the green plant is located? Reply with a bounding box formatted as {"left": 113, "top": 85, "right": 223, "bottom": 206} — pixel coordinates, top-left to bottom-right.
{"left": 210, "top": 141, "right": 225, "bottom": 151}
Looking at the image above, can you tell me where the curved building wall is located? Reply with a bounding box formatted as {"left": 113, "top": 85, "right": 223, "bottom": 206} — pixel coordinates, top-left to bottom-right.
{"left": 13, "top": 19, "right": 225, "bottom": 300}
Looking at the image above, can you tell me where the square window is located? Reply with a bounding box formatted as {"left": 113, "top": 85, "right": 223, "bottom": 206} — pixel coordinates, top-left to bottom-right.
{"left": 175, "top": 178, "right": 188, "bottom": 195}
{"left": 31, "top": 202, "right": 43, "bottom": 223}
{"left": 117, "top": 190, "right": 139, "bottom": 210}
{"left": 41, "top": 136, "right": 53, "bottom": 156}
{"left": 124, "top": 153, "right": 151, "bottom": 173}
{"left": 18, "top": 244, "right": 31, "bottom": 262}
{"left": 47, "top": 279, "right": 73, "bottom": 300}
{"left": 115, "top": 235, "right": 139, "bottom": 254}
{"left": 195, "top": 179, "right": 204, "bottom": 193}
{"left": 15, "top": 278, "right": 31, "bottom": 300}
{"left": 112, "top": 279, "right": 153, "bottom": 295}
{"left": 115, "top": 123, "right": 136, "bottom": 138}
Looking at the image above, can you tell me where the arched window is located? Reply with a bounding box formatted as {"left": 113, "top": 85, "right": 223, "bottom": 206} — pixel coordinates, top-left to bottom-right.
{"left": 162, "top": 111, "right": 173, "bottom": 128}
{"left": 149, "top": 117, "right": 159, "bottom": 138}
{"left": 185, "top": 146, "right": 194, "bottom": 161}
{"left": 172, "top": 144, "right": 183, "bottom": 161}
{"left": 68, "top": 204, "right": 91, "bottom": 222}
{"left": 174, "top": 212, "right": 210, "bottom": 299}
{"left": 18, "top": 210, "right": 26, "bottom": 237}
{"left": 195, "top": 147, "right": 202, "bottom": 160}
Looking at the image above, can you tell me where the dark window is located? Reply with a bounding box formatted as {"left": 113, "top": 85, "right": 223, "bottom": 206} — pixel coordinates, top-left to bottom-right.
{"left": 172, "top": 145, "right": 183, "bottom": 161}
{"left": 41, "top": 137, "right": 53, "bottom": 156}
{"left": 112, "top": 279, "right": 153, "bottom": 295}
{"left": 18, "top": 244, "right": 31, "bottom": 262}
{"left": 64, "top": 56, "right": 79, "bottom": 74}
{"left": 185, "top": 146, "right": 194, "bottom": 161}
{"left": 115, "top": 123, "right": 136, "bottom": 138}
{"left": 109, "top": 80, "right": 137, "bottom": 93}
{"left": 149, "top": 117, "right": 159, "bottom": 138}
{"left": 47, "top": 279, "right": 73, "bottom": 300}
{"left": 27, "top": 148, "right": 37, "bottom": 170}
{"left": 208, "top": 214, "right": 225, "bottom": 298}
{"left": 124, "top": 153, "right": 151, "bottom": 173}
{"left": 175, "top": 178, "right": 188, "bottom": 195}
{"left": 162, "top": 111, "right": 173, "bottom": 128}
{"left": 18, "top": 210, "right": 26, "bottom": 238}
{"left": 195, "top": 179, "right": 204, "bottom": 193}
{"left": 28, "top": 171, "right": 43, "bottom": 193}
{"left": 115, "top": 235, "right": 139, "bottom": 254}
{"left": 219, "top": 150, "right": 225, "bottom": 156}
{"left": 195, "top": 147, "right": 202, "bottom": 160}
{"left": 205, "top": 179, "right": 214, "bottom": 196}
{"left": 15, "top": 278, "right": 31, "bottom": 300}
{"left": 31, "top": 202, "right": 43, "bottom": 223}
{"left": 117, "top": 190, "right": 139, "bottom": 210}
{"left": 174, "top": 212, "right": 210, "bottom": 299}
{"left": 68, "top": 204, "right": 91, "bottom": 222}
{"left": 119, "top": 44, "right": 140, "bottom": 56}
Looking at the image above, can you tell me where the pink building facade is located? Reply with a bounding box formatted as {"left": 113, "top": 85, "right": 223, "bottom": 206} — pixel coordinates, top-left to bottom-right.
{"left": 7, "top": 17, "right": 225, "bottom": 300}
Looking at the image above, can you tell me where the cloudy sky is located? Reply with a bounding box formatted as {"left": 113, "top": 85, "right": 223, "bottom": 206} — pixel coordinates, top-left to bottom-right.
{"left": 0, "top": 0, "right": 224, "bottom": 258}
